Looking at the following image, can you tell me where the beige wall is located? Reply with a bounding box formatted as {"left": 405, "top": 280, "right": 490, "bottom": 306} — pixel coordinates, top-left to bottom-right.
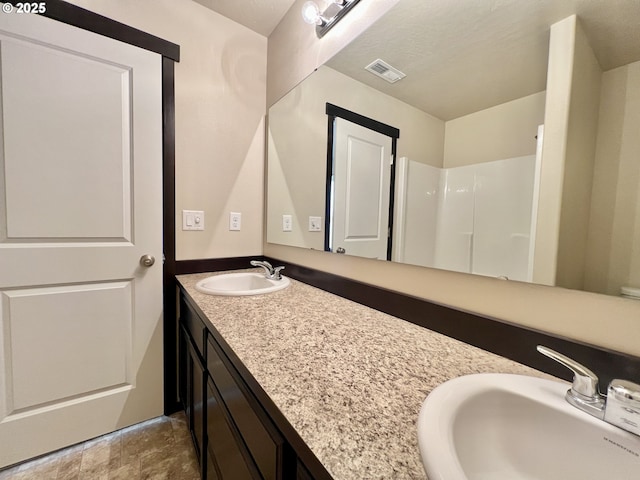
{"left": 68, "top": 0, "right": 267, "bottom": 261}
{"left": 267, "top": 0, "right": 401, "bottom": 106}
{"left": 267, "top": 65, "right": 444, "bottom": 249}
{"left": 555, "top": 20, "right": 602, "bottom": 290}
{"left": 266, "top": 11, "right": 640, "bottom": 357}
{"left": 443, "top": 92, "right": 546, "bottom": 167}
{"left": 532, "top": 16, "right": 576, "bottom": 286}
{"left": 585, "top": 60, "right": 640, "bottom": 295}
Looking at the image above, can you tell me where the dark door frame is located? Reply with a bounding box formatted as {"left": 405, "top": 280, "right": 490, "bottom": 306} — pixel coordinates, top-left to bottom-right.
{"left": 15, "top": 0, "right": 182, "bottom": 413}
{"left": 324, "top": 103, "right": 400, "bottom": 261}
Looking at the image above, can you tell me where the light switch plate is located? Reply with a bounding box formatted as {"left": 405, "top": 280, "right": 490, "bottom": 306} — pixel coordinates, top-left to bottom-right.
{"left": 182, "top": 210, "right": 204, "bottom": 231}
{"left": 229, "top": 212, "right": 241, "bottom": 231}
{"left": 309, "top": 216, "right": 322, "bottom": 232}
{"left": 282, "top": 214, "right": 292, "bottom": 232}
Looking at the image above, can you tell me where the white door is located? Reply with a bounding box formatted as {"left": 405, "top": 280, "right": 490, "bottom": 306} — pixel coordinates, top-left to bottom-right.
{"left": 331, "top": 118, "right": 393, "bottom": 259}
{"left": 0, "top": 12, "right": 163, "bottom": 467}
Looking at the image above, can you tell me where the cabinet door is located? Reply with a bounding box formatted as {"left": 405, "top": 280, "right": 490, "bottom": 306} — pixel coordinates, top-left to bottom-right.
{"left": 206, "top": 379, "right": 256, "bottom": 480}
{"left": 206, "top": 451, "right": 220, "bottom": 480}
{"left": 192, "top": 341, "right": 205, "bottom": 466}
{"left": 207, "top": 337, "right": 284, "bottom": 480}
{"left": 296, "top": 460, "right": 315, "bottom": 480}
{"left": 181, "top": 324, "right": 205, "bottom": 466}
{"left": 178, "top": 326, "right": 189, "bottom": 419}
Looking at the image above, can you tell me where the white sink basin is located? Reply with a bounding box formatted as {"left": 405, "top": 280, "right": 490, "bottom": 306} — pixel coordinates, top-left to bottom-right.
{"left": 418, "top": 373, "right": 640, "bottom": 480}
{"left": 195, "top": 272, "right": 290, "bottom": 296}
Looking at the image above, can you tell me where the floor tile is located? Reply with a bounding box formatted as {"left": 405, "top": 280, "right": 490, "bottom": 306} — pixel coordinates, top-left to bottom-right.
{"left": 0, "top": 413, "right": 197, "bottom": 480}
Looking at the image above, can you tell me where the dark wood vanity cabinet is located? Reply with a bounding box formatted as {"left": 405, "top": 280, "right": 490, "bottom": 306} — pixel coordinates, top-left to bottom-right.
{"left": 205, "top": 378, "right": 256, "bottom": 479}
{"left": 178, "top": 290, "right": 330, "bottom": 480}
{"left": 206, "top": 335, "right": 285, "bottom": 480}
{"left": 179, "top": 324, "right": 205, "bottom": 469}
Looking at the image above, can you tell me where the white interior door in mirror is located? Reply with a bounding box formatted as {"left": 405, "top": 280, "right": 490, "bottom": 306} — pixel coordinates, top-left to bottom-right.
{"left": 331, "top": 118, "right": 393, "bottom": 259}
{"left": 0, "top": 12, "right": 163, "bottom": 467}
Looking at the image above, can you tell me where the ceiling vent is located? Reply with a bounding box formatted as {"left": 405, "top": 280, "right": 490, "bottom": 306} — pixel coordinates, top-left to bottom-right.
{"left": 365, "top": 59, "right": 406, "bottom": 84}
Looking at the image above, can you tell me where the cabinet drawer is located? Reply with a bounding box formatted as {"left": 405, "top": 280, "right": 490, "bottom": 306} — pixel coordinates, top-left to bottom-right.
{"left": 192, "top": 343, "right": 205, "bottom": 462}
{"left": 205, "top": 449, "right": 219, "bottom": 480}
{"left": 207, "top": 336, "right": 283, "bottom": 480}
{"left": 183, "top": 325, "right": 205, "bottom": 462}
{"left": 296, "top": 460, "right": 314, "bottom": 480}
{"left": 181, "top": 297, "right": 207, "bottom": 354}
{"left": 206, "top": 380, "right": 255, "bottom": 480}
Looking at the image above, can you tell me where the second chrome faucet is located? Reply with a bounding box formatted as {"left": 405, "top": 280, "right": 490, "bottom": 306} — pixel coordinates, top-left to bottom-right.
{"left": 538, "top": 345, "right": 640, "bottom": 436}
{"left": 250, "top": 260, "right": 285, "bottom": 281}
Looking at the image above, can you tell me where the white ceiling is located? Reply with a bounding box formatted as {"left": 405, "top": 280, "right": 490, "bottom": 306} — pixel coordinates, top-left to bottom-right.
{"left": 326, "top": 0, "right": 640, "bottom": 120}
{"left": 198, "top": 0, "right": 640, "bottom": 121}
{"left": 194, "top": 0, "right": 297, "bottom": 36}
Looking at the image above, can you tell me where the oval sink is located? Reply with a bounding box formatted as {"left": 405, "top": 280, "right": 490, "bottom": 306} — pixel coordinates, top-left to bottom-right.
{"left": 195, "top": 272, "right": 290, "bottom": 296}
{"left": 418, "top": 373, "right": 640, "bottom": 480}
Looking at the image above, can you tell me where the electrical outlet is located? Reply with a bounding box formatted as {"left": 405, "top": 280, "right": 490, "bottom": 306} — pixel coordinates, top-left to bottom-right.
{"left": 182, "top": 210, "right": 204, "bottom": 231}
{"left": 309, "top": 216, "right": 322, "bottom": 232}
{"left": 282, "top": 214, "right": 292, "bottom": 232}
{"left": 229, "top": 212, "right": 241, "bottom": 231}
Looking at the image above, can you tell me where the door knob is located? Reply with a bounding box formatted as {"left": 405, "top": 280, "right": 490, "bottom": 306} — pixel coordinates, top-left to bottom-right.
{"left": 140, "top": 254, "right": 155, "bottom": 267}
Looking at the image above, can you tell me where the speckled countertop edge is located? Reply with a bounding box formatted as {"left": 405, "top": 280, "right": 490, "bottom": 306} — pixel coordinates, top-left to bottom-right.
{"left": 177, "top": 270, "right": 558, "bottom": 480}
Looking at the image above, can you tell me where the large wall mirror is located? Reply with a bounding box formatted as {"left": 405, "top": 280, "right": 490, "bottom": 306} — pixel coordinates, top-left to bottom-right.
{"left": 267, "top": 0, "right": 640, "bottom": 298}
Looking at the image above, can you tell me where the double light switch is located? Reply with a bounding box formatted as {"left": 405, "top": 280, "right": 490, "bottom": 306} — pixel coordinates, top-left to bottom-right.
{"left": 182, "top": 210, "right": 204, "bottom": 231}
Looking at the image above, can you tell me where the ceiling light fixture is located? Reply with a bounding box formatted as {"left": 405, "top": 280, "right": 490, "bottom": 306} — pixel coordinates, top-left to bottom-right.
{"left": 301, "top": 0, "right": 361, "bottom": 38}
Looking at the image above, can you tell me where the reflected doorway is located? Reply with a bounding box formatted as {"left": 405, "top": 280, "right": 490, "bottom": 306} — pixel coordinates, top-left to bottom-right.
{"left": 325, "top": 104, "right": 399, "bottom": 260}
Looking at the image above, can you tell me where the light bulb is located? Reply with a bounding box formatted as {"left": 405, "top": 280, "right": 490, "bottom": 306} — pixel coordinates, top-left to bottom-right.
{"left": 301, "top": 1, "right": 321, "bottom": 25}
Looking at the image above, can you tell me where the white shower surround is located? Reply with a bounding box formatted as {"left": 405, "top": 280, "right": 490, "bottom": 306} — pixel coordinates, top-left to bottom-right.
{"left": 395, "top": 154, "right": 538, "bottom": 282}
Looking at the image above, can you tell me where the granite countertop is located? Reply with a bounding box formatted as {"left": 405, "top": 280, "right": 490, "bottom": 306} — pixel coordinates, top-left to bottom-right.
{"left": 177, "top": 270, "right": 555, "bottom": 480}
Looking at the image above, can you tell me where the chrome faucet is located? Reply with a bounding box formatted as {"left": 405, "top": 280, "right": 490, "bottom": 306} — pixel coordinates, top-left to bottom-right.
{"left": 250, "top": 260, "right": 285, "bottom": 280}
{"left": 537, "top": 345, "right": 640, "bottom": 436}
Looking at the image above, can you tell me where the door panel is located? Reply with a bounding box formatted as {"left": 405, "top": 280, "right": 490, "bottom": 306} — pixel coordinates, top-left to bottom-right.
{"left": 0, "top": 12, "right": 163, "bottom": 467}
{"left": 1, "top": 37, "right": 132, "bottom": 240}
{"left": 332, "top": 118, "right": 392, "bottom": 259}
{"left": 345, "top": 138, "right": 384, "bottom": 238}
{"left": 2, "top": 282, "right": 132, "bottom": 412}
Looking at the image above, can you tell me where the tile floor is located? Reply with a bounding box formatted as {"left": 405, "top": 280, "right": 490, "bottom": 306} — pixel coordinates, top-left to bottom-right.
{"left": 0, "top": 412, "right": 200, "bottom": 480}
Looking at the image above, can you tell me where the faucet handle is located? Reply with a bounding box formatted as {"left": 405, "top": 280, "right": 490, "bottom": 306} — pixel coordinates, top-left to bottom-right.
{"left": 604, "top": 379, "right": 640, "bottom": 436}
{"left": 250, "top": 259, "right": 272, "bottom": 269}
{"left": 272, "top": 266, "right": 285, "bottom": 280}
{"left": 537, "top": 345, "right": 606, "bottom": 418}
{"left": 607, "top": 379, "right": 640, "bottom": 407}
{"left": 537, "top": 345, "right": 600, "bottom": 398}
